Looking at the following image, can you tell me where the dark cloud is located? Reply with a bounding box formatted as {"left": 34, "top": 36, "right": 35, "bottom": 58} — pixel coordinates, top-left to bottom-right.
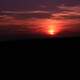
{"left": 0, "top": 10, "right": 51, "bottom": 19}
{"left": 15, "top": 13, "right": 51, "bottom": 19}
{"left": 61, "top": 15, "right": 80, "bottom": 19}
{"left": 0, "top": 0, "right": 79, "bottom": 11}
{"left": 61, "top": 0, "right": 80, "bottom": 6}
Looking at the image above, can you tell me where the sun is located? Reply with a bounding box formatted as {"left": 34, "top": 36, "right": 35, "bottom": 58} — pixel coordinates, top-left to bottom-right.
{"left": 48, "top": 29, "right": 55, "bottom": 35}
{"left": 47, "top": 24, "right": 57, "bottom": 35}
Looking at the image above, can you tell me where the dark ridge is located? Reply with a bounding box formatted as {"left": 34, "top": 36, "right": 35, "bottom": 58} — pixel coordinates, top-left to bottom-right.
{"left": 0, "top": 37, "right": 80, "bottom": 49}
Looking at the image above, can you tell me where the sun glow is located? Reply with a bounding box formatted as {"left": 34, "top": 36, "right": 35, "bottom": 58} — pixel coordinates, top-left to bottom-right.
{"left": 47, "top": 25, "right": 57, "bottom": 35}
{"left": 48, "top": 28, "right": 55, "bottom": 35}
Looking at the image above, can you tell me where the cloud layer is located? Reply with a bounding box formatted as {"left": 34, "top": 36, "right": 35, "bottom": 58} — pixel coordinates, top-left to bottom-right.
{"left": 0, "top": 0, "right": 80, "bottom": 36}
{"left": 0, "top": 4, "right": 80, "bottom": 25}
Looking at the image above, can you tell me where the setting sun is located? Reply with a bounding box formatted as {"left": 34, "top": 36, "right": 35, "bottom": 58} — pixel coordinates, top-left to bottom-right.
{"left": 48, "top": 29, "right": 55, "bottom": 35}
{"left": 47, "top": 25, "right": 57, "bottom": 35}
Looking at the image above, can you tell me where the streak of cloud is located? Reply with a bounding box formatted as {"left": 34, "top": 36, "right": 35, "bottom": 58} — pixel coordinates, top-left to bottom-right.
{"left": 1, "top": 10, "right": 50, "bottom": 14}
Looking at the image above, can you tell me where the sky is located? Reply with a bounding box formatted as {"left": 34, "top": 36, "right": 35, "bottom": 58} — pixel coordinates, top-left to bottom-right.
{"left": 0, "top": 0, "right": 80, "bottom": 37}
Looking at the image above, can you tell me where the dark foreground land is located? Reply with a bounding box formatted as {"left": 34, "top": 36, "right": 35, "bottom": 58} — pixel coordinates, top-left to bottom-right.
{"left": 0, "top": 37, "right": 80, "bottom": 49}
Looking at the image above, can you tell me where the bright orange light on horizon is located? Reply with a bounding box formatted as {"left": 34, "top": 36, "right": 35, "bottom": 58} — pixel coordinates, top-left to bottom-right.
{"left": 48, "top": 28, "right": 55, "bottom": 35}
{"left": 26, "top": 19, "right": 62, "bottom": 36}
{"left": 47, "top": 25, "right": 57, "bottom": 35}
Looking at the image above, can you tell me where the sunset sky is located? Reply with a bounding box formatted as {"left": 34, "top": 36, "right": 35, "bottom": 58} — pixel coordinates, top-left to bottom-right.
{"left": 0, "top": 0, "right": 80, "bottom": 38}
